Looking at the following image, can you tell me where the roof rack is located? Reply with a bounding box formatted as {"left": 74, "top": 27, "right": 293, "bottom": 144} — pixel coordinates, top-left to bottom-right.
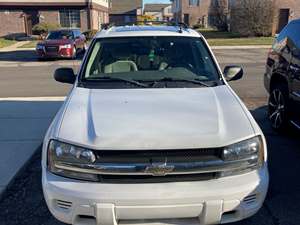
{"left": 101, "top": 21, "right": 189, "bottom": 33}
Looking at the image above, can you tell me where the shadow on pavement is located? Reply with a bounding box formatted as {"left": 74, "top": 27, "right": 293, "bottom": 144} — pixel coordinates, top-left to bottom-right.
{"left": 0, "top": 104, "right": 300, "bottom": 225}
{"left": 0, "top": 50, "right": 38, "bottom": 62}
{"left": 0, "top": 50, "right": 84, "bottom": 62}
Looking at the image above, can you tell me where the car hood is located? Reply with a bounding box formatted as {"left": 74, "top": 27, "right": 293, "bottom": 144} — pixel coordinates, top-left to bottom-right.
{"left": 57, "top": 86, "right": 255, "bottom": 150}
{"left": 41, "top": 39, "right": 73, "bottom": 46}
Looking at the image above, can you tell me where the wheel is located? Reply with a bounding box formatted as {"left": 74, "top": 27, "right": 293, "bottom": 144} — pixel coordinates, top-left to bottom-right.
{"left": 268, "top": 83, "right": 290, "bottom": 131}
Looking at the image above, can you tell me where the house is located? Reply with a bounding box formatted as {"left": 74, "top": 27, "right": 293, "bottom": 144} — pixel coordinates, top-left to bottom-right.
{"left": 272, "top": 0, "right": 300, "bottom": 34}
{"left": 0, "top": 0, "right": 110, "bottom": 37}
{"left": 171, "top": 0, "right": 212, "bottom": 27}
{"left": 228, "top": 0, "right": 300, "bottom": 36}
{"left": 144, "top": 4, "right": 173, "bottom": 21}
{"left": 109, "top": 0, "right": 143, "bottom": 25}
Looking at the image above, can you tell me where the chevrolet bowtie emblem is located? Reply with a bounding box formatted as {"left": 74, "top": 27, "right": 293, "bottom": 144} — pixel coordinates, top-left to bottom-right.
{"left": 145, "top": 162, "right": 175, "bottom": 176}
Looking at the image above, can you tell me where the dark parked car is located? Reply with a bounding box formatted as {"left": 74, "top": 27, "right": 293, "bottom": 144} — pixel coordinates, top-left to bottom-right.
{"left": 264, "top": 19, "right": 300, "bottom": 131}
{"left": 36, "top": 29, "right": 86, "bottom": 59}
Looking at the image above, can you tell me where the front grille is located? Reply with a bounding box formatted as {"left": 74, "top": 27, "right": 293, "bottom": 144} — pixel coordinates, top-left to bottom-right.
{"left": 94, "top": 149, "right": 222, "bottom": 164}
{"left": 54, "top": 148, "right": 236, "bottom": 183}
{"left": 90, "top": 149, "right": 221, "bottom": 183}
{"left": 45, "top": 46, "right": 59, "bottom": 53}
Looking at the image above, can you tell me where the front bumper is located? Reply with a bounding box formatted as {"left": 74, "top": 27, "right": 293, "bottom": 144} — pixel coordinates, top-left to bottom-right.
{"left": 36, "top": 48, "right": 73, "bottom": 58}
{"left": 42, "top": 166, "right": 268, "bottom": 225}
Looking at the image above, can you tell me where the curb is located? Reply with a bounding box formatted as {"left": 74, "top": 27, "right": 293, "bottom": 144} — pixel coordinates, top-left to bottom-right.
{"left": 0, "top": 47, "right": 35, "bottom": 52}
{"left": 0, "top": 96, "right": 66, "bottom": 101}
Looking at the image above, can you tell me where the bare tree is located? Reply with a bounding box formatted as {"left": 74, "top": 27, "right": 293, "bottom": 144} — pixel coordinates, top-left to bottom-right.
{"left": 209, "top": 0, "right": 229, "bottom": 31}
{"left": 230, "top": 0, "right": 275, "bottom": 36}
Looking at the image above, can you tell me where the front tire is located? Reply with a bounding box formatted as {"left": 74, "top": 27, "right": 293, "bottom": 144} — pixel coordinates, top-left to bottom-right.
{"left": 268, "top": 84, "right": 290, "bottom": 131}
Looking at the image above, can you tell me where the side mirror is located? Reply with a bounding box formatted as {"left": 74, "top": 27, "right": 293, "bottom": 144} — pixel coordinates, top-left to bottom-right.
{"left": 223, "top": 65, "right": 243, "bottom": 82}
{"left": 54, "top": 68, "right": 76, "bottom": 84}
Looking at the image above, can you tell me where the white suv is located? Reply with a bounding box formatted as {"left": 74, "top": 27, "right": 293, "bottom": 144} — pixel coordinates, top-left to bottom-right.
{"left": 42, "top": 24, "right": 269, "bottom": 225}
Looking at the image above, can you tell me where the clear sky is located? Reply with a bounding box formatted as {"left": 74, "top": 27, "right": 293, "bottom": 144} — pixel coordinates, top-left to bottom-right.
{"left": 143, "top": 0, "right": 171, "bottom": 4}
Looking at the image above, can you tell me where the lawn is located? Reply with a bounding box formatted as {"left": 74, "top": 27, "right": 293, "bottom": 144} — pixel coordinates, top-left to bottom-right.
{"left": 207, "top": 37, "right": 274, "bottom": 46}
{"left": 198, "top": 29, "right": 274, "bottom": 46}
{"left": 0, "top": 38, "right": 16, "bottom": 48}
{"left": 18, "top": 41, "right": 38, "bottom": 48}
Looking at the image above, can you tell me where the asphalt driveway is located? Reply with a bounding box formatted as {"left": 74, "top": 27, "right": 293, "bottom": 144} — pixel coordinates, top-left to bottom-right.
{"left": 1, "top": 48, "right": 300, "bottom": 225}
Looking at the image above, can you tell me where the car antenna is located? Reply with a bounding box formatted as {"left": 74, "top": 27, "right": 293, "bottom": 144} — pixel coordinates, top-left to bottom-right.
{"left": 178, "top": 25, "right": 183, "bottom": 33}
{"left": 176, "top": 22, "right": 187, "bottom": 33}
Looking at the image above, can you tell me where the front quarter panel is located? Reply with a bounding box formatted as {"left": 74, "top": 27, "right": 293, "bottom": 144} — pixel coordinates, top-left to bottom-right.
{"left": 41, "top": 91, "right": 74, "bottom": 169}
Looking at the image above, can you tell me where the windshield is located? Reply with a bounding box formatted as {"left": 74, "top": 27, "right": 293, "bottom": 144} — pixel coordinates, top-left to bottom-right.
{"left": 47, "top": 31, "right": 74, "bottom": 40}
{"left": 82, "top": 36, "right": 221, "bottom": 88}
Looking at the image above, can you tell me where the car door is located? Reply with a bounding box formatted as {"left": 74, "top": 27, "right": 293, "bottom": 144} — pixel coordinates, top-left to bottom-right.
{"left": 289, "top": 22, "right": 300, "bottom": 119}
{"left": 287, "top": 21, "right": 300, "bottom": 122}
{"left": 271, "top": 26, "right": 292, "bottom": 81}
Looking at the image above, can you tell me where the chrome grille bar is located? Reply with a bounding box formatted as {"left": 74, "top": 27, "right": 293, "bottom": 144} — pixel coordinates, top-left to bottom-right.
{"left": 54, "top": 155, "right": 258, "bottom": 176}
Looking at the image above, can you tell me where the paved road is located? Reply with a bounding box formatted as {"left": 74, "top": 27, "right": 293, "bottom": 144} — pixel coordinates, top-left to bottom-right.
{"left": 1, "top": 49, "right": 300, "bottom": 225}
{"left": 0, "top": 49, "right": 268, "bottom": 103}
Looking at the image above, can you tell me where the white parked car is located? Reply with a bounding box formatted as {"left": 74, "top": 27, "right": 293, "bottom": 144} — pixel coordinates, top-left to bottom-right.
{"left": 42, "top": 24, "right": 269, "bottom": 225}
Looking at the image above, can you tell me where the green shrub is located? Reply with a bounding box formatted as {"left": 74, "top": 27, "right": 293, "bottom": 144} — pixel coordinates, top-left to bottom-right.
{"left": 83, "top": 29, "right": 98, "bottom": 40}
{"left": 32, "top": 23, "right": 61, "bottom": 35}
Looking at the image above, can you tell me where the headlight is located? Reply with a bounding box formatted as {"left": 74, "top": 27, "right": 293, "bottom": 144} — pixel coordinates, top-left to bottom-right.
{"left": 36, "top": 44, "right": 44, "bottom": 50}
{"left": 220, "top": 136, "right": 264, "bottom": 177}
{"left": 60, "top": 44, "right": 72, "bottom": 49}
{"left": 48, "top": 140, "right": 98, "bottom": 181}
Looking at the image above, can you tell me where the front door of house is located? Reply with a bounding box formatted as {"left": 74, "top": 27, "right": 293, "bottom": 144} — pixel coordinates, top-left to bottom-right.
{"left": 277, "top": 9, "right": 290, "bottom": 33}
{"left": 24, "top": 14, "right": 32, "bottom": 35}
{"left": 184, "top": 14, "right": 189, "bottom": 26}
{"left": 24, "top": 10, "right": 39, "bottom": 35}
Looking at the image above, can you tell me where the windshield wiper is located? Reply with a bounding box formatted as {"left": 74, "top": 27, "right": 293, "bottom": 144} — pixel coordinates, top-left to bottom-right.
{"left": 153, "top": 77, "right": 213, "bottom": 87}
{"left": 89, "top": 76, "right": 149, "bottom": 88}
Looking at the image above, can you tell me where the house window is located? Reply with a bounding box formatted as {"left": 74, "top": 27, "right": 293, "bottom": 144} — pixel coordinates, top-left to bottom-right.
{"left": 189, "top": 0, "right": 200, "bottom": 6}
{"left": 59, "top": 9, "right": 81, "bottom": 28}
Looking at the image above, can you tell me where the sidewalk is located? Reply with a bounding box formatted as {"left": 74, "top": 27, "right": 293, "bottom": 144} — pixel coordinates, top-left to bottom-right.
{"left": 0, "top": 97, "right": 64, "bottom": 197}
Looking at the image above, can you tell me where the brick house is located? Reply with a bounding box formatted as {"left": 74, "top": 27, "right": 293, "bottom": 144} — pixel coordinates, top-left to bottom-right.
{"left": 109, "top": 0, "right": 142, "bottom": 25}
{"left": 144, "top": 4, "right": 173, "bottom": 21}
{"left": 171, "top": 0, "right": 212, "bottom": 27}
{"left": 272, "top": 0, "right": 300, "bottom": 34}
{"left": 0, "top": 0, "right": 110, "bottom": 37}
{"left": 228, "top": 0, "right": 300, "bottom": 36}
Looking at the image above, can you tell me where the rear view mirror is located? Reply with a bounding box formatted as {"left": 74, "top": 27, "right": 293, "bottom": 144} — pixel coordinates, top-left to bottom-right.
{"left": 223, "top": 65, "right": 243, "bottom": 82}
{"left": 54, "top": 68, "right": 76, "bottom": 84}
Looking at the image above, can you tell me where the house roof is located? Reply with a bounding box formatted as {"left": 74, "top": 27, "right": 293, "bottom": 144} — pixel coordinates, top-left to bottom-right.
{"left": 144, "top": 3, "right": 171, "bottom": 12}
{"left": 110, "top": 0, "right": 143, "bottom": 15}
